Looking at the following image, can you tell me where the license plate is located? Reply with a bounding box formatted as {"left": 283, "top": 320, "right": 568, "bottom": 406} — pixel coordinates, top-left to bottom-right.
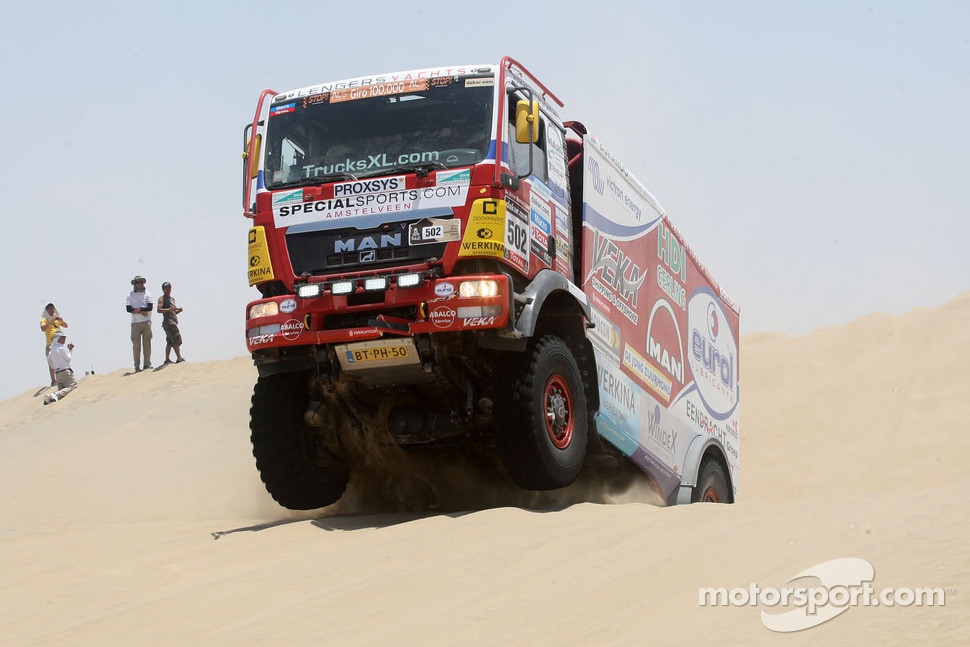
{"left": 346, "top": 344, "right": 410, "bottom": 363}
{"left": 334, "top": 337, "right": 423, "bottom": 384}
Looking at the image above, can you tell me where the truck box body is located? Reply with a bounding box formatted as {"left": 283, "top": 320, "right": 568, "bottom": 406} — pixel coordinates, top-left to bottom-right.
{"left": 580, "top": 136, "right": 740, "bottom": 502}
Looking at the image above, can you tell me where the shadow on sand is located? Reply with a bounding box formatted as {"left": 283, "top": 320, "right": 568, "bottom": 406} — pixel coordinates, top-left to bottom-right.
{"left": 209, "top": 506, "right": 571, "bottom": 540}
{"left": 211, "top": 512, "right": 440, "bottom": 540}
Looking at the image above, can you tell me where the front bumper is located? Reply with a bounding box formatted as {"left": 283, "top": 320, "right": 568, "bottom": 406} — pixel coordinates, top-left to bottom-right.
{"left": 245, "top": 273, "right": 512, "bottom": 352}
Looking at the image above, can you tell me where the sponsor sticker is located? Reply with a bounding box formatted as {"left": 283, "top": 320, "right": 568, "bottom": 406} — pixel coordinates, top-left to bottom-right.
{"left": 329, "top": 79, "right": 429, "bottom": 103}
{"left": 280, "top": 299, "right": 297, "bottom": 313}
{"left": 434, "top": 282, "right": 455, "bottom": 298}
{"left": 429, "top": 306, "right": 456, "bottom": 328}
{"left": 462, "top": 316, "right": 497, "bottom": 327}
{"left": 504, "top": 199, "right": 530, "bottom": 274}
{"left": 280, "top": 319, "right": 305, "bottom": 341}
{"left": 333, "top": 176, "right": 406, "bottom": 197}
{"left": 274, "top": 184, "right": 469, "bottom": 228}
{"left": 269, "top": 102, "right": 296, "bottom": 116}
{"left": 640, "top": 402, "right": 679, "bottom": 465}
{"left": 248, "top": 226, "right": 275, "bottom": 286}
{"left": 644, "top": 299, "right": 686, "bottom": 392}
{"left": 623, "top": 343, "right": 672, "bottom": 402}
{"left": 687, "top": 289, "right": 738, "bottom": 419}
{"left": 588, "top": 306, "right": 622, "bottom": 361}
{"left": 436, "top": 169, "right": 471, "bottom": 185}
{"left": 410, "top": 217, "right": 461, "bottom": 245}
{"left": 460, "top": 200, "right": 507, "bottom": 259}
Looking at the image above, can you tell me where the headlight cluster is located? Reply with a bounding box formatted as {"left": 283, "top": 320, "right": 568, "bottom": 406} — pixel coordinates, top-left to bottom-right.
{"left": 248, "top": 302, "right": 279, "bottom": 318}
{"left": 458, "top": 279, "right": 499, "bottom": 298}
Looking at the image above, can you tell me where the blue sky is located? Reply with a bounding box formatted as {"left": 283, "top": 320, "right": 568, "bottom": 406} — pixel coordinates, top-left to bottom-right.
{"left": 2, "top": 1, "right": 967, "bottom": 400}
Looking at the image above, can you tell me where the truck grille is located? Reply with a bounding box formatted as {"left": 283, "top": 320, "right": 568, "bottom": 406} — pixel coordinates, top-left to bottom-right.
{"left": 286, "top": 220, "right": 448, "bottom": 274}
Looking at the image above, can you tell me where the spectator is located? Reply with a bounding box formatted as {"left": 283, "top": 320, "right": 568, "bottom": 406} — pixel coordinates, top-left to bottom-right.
{"left": 44, "top": 331, "right": 77, "bottom": 405}
{"left": 39, "top": 303, "right": 68, "bottom": 386}
{"left": 126, "top": 275, "right": 154, "bottom": 372}
{"left": 157, "top": 281, "right": 185, "bottom": 364}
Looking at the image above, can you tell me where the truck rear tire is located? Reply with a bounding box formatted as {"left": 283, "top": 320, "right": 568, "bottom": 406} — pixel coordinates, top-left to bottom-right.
{"left": 497, "top": 335, "right": 588, "bottom": 490}
{"left": 691, "top": 458, "right": 731, "bottom": 503}
{"left": 250, "top": 370, "right": 349, "bottom": 510}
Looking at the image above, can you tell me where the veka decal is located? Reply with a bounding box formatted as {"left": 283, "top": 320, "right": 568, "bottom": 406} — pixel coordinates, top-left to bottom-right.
{"left": 586, "top": 230, "right": 646, "bottom": 324}
{"left": 462, "top": 316, "right": 497, "bottom": 327}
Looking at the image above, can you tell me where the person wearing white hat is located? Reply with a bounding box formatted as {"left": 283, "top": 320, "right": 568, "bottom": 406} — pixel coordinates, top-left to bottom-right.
{"left": 126, "top": 275, "right": 154, "bottom": 372}
{"left": 44, "top": 331, "right": 77, "bottom": 405}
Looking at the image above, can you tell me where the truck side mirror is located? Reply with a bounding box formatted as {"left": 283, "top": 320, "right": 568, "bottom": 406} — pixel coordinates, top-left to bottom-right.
{"left": 246, "top": 134, "right": 262, "bottom": 179}
{"left": 515, "top": 100, "right": 539, "bottom": 144}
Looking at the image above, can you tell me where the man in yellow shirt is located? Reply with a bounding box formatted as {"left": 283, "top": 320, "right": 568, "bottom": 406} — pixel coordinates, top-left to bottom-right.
{"left": 39, "top": 303, "right": 67, "bottom": 386}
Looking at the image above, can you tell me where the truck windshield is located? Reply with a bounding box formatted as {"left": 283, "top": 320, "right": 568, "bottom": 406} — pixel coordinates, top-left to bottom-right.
{"left": 263, "top": 75, "right": 494, "bottom": 189}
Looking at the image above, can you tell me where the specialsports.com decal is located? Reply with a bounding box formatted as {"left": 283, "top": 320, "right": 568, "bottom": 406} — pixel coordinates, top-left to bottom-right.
{"left": 272, "top": 184, "right": 470, "bottom": 227}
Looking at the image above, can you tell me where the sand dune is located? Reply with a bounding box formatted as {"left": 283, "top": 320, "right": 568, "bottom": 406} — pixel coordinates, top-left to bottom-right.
{"left": 1, "top": 292, "right": 968, "bottom": 645}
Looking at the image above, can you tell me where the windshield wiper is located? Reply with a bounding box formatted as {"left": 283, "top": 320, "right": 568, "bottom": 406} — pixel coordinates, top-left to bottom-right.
{"left": 365, "top": 162, "right": 448, "bottom": 179}
{"left": 268, "top": 171, "right": 359, "bottom": 190}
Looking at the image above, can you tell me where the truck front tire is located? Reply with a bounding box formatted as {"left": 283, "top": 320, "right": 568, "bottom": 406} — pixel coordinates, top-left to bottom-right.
{"left": 497, "top": 335, "right": 588, "bottom": 490}
{"left": 250, "top": 370, "right": 349, "bottom": 510}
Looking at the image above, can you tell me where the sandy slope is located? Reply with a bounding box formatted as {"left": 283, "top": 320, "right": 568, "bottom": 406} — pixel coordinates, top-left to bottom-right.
{"left": 1, "top": 293, "right": 968, "bottom": 645}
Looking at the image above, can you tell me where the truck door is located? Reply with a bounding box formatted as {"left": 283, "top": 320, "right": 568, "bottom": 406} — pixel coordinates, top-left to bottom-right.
{"left": 504, "top": 91, "right": 572, "bottom": 280}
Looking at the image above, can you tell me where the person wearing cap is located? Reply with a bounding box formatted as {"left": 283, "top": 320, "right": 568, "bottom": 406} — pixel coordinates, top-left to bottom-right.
{"left": 157, "top": 281, "right": 185, "bottom": 364}
{"left": 126, "top": 275, "right": 154, "bottom": 372}
{"left": 44, "top": 331, "right": 77, "bottom": 405}
{"left": 39, "top": 302, "right": 68, "bottom": 386}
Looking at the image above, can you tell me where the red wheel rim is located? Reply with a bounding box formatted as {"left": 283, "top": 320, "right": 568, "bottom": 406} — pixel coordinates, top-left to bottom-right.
{"left": 544, "top": 374, "right": 574, "bottom": 449}
{"left": 702, "top": 487, "right": 720, "bottom": 503}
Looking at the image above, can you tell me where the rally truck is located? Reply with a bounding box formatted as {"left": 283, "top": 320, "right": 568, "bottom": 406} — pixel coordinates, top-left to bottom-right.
{"left": 241, "top": 57, "right": 740, "bottom": 510}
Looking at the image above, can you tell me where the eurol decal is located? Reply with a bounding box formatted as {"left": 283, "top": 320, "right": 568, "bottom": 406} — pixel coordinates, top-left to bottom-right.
{"left": 686, "top": 287, "right": 738, "bottom": 420}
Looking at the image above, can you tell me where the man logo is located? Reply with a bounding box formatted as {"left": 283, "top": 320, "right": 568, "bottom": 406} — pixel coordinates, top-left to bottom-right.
{"left": 334, "top": 232, "right": 403, "bottom": 254}
{"left": 359, "top": 250, "right": 376, "bottom": 262}
{"left": 477, "top": 228, "right": 493, "bottom": 239}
